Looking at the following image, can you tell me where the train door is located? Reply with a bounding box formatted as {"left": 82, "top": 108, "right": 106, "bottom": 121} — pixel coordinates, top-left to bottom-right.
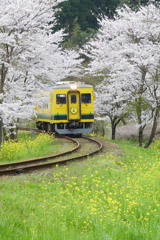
{"left": 68, "top": 92, "right": 80, "bottom": 120}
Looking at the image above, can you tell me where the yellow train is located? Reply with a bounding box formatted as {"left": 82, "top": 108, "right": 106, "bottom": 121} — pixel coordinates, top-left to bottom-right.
{"left": 35, "top": 82, "right": 95, "bottom": 135}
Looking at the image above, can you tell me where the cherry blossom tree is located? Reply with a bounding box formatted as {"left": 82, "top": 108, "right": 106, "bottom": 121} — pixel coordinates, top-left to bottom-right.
{"left": 0, "top": 0, "right": 82, "bottom": 142}
{"left": 95, "top": 78, "right": 128, "bottom": 140}
{"left": 83, "top": 4, "right": 160, "bottom": 147}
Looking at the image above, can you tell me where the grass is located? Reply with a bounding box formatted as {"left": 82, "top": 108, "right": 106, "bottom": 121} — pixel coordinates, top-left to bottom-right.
{"left": 0, "top": 136, "right": 160, "bottom": 239}
{"left": 0, "top": 131, "right": 61, "bottom": 164}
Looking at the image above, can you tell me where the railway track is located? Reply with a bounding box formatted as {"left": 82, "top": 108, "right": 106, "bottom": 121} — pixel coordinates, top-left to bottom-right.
{"left": 0, "top": 128, "right": 103, "bottom": 177}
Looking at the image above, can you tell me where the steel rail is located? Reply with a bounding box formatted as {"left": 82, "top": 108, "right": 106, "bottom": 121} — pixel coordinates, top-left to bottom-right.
{"left": 0, "top": 129, "right": 102, "bottom": 176}
{"left": 0, "top": 138, "right": 79, "bottom": 171}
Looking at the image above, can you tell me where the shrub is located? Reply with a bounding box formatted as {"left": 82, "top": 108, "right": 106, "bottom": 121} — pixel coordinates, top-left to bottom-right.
{"left": 150, "top": 138, "right": 160, "bottom": 150}
{"left": 0, "top": 132, "right": 55, "bottom": 163}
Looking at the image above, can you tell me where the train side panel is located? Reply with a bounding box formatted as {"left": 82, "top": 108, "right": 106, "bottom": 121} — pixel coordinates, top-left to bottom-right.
{"left": 52, "top": 89, "right": 69, "bottom": 123}
{"left": 80, "top": 88, "right": 94, "bottom": 123}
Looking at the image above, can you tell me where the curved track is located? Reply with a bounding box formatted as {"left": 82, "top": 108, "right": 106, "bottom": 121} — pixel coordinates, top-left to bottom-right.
{"left": 0, "top": 128, "right": 103, "bottom": 176}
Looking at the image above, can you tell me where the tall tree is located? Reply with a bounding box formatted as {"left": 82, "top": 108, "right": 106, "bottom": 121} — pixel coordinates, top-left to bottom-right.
{"left": 53, "top": 0, "right": 120, "bottom": 38}
{"left": 83, "top": 4, "right": 160, "bottom": 147}
{"left": 0, "top": 0, "right": 82, "bottom": 141}
{"left": 95, "top": 79, "right": 128, "bottom": 140}
{"left": 53, "top": 0, "right": 159, "bottom": 48}
{"left": 119, "top": 0, "right": 159, "bottom": 9}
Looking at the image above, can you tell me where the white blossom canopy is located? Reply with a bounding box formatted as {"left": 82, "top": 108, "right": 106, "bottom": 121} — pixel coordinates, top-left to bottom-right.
{"left": 83, "top": 4, "right": 160, "bottom": 126}
{"left": 0, "top": 0, "right": 82, "bottom": 127}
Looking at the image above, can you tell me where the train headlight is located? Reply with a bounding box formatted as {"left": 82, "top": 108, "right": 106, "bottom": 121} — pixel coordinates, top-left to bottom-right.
{"left": 70, "top": 84, "right": 77, "bottom": 91}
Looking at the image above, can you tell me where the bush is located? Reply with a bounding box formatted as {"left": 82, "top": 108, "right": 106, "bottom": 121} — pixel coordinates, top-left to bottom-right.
{"left": 92, "top": 119, "right": 108, "bottom": 137}
{"left": 150, "top": 138, "right": 160, "bottom": 150}
{"left": 0, "top": 132, "right": 55, "bottom": 163}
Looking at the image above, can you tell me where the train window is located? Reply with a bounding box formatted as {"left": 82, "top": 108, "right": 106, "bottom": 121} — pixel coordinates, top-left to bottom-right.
{"left": 71, "top": 95, "right": 77, "bottom": 104}
{"left": 81, "top": 93, "right": 91, "bottom": 104}
{"left": 56, "top": 94, "right": 66, "bottom": 104}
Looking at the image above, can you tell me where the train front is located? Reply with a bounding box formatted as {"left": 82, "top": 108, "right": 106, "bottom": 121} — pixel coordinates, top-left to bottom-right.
{"left": 54, "top": 83, "right": 95, "bottom": 135}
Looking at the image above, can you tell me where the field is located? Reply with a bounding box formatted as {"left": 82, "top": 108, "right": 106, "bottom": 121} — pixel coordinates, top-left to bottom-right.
{"left": 0, "top": 134, "right": 160, "bottom": 240}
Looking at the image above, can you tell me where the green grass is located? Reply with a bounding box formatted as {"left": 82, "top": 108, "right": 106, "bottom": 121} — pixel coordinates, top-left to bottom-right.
{"left": 0, "top": 138, "right": 160, "bottom": 239}
{"left": 0, "top": 131, "right": 61, "bottom": 163}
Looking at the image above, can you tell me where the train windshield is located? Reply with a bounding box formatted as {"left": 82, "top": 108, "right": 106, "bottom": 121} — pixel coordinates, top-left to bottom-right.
{"left": 56, "top": 94, "right": 66, "bottom": 104}
{"left": 71, "top": 95, "right": 77, "bottom": 104}
{"left": 81, "top": 93, "right": 91, "bottom": 104}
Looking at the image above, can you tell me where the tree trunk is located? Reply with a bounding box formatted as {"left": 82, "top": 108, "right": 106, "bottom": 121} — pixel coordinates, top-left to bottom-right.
{"left": 111, "top": 117, "right": 121, "bottom": 140}
{"left": 144, "top": 107, "right": 160, "bottom": 148}
{"left": 136, "top": 100, "right": 144, "bottom": 147}
{"left": 121, "top": 118, "right": 127, "bottom": 125}
{"left": 15, "top": 118, "right": 19, "bottom": 141}
{"left": 3, "top": 128, "right": 9, "bottom": 142}
{"left": 8, "top": 124, "right": 18, "bottom": 141}
{"left": 136, "top": 69, "right": 147, "bottom": 147}
{"left": 0, "top": 118, "right": 3, "bottom": 145}
{"left": 138, "top": 126, "right": 143, "bottom": 147}
{"left": 111, "top": 123, "right": 116, "bottom": 140}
